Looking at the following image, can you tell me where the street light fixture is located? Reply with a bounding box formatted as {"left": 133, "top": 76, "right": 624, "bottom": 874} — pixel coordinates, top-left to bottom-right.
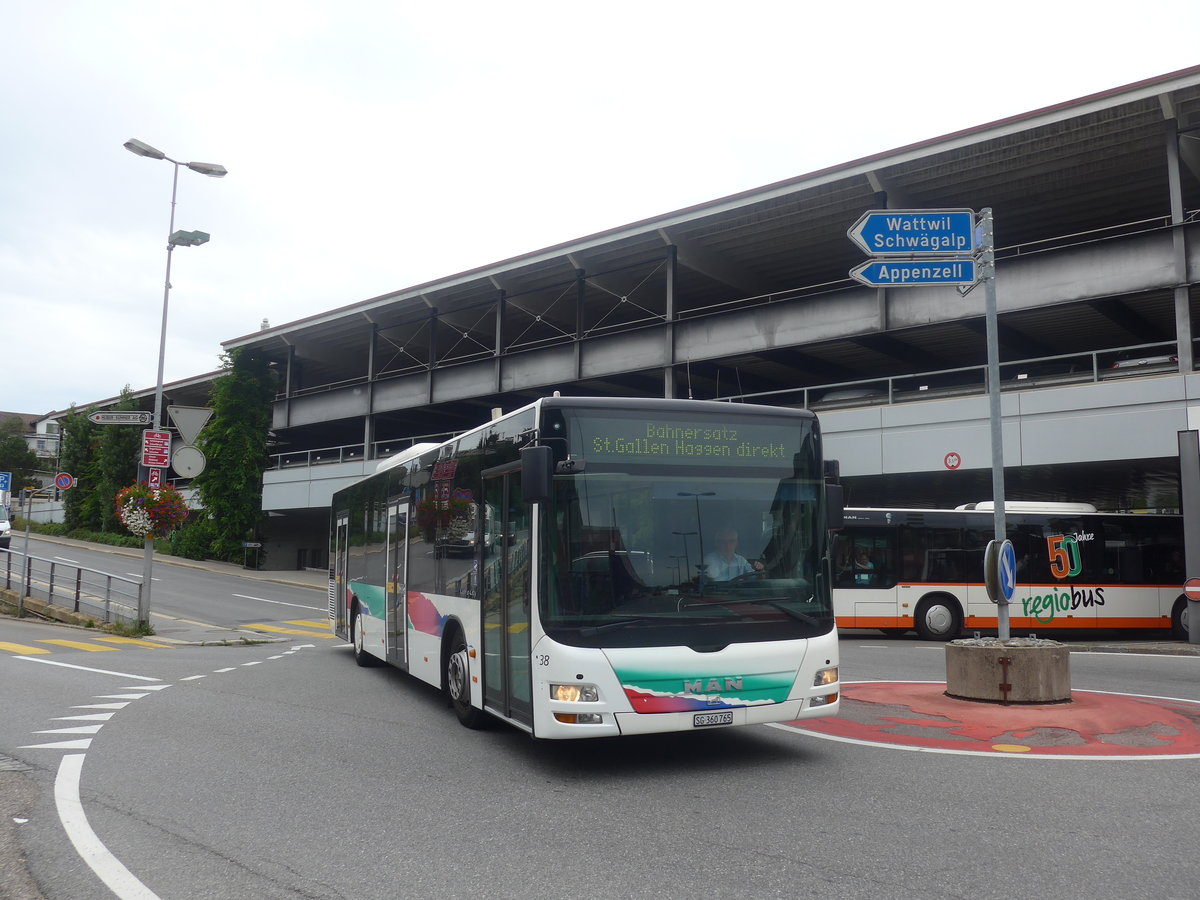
{"left": 124, "top": 138, "right": 226, "bottom": 626}
{"left": 678, "top": 491, "right": 716, "bottom": 576}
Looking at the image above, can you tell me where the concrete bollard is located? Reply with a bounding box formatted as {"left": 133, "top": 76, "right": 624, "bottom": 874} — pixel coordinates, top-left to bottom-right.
{"left": 945, "top": 637, "right": 1071, "bottom": 704}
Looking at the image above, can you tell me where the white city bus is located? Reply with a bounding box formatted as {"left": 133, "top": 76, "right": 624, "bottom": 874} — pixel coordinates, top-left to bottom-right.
{"left": 832, "top": 502, "right": 1187, "bottom": 640}
{"left": 329, "top": 396, "right": 842, "bottom": 739}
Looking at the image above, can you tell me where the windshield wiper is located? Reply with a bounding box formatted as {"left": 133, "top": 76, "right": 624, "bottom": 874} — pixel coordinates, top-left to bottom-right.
{"left": 682, "top": 596, "right": 821, "bottom": 627}
{"left": 577, "top": 613, "right": 721, "bottom": 636}
{"left": 577, "top": 616, "right": 663, "bottom": 636}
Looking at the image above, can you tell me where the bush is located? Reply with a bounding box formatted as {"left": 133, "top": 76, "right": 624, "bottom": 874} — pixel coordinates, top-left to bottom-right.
{"left": 169, "top": 519, "right": 218, "bottom": 561}
{"left": 12, "top": 517, "right": 152, "bottom": 549}
{"left": 67, "top": 529, "right": 145, "bottom": 549}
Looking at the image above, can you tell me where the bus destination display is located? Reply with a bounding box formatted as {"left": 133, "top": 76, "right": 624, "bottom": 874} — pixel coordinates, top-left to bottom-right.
{"left": 576, "top": 417, "right": 801, "bottom": 465}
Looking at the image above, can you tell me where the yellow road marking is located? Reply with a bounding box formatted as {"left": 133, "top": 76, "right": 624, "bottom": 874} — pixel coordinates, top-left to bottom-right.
{"left": 244, "top": 623, "right": 338, "bottom": 638}
{"left": 283, "top": 619, "right": 330, "bottom": 629}
{"left": 37, "top": 639, "right": 119, "bottom": 652}
{"left": 0, "top": 642, "right": 50, "bottom": 655}
{"left": 92, "top": 636, "right": 172, "bottom": 649}
{"left": 483, "top": 622, "right": 530, "bottom": 633}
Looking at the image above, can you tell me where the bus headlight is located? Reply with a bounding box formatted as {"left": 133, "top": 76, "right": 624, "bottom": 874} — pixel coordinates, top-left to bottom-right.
{"left": 810, "top": 666, "right": 839, "bottom": 707}
{"left": 553, "top": 712, "right": 604, "bottom": 724}
{"left": 813, "top": 666, "right": 839, "bottom": 687}
{"left": 551, "top": 683, "right": 599, "bottom": 702}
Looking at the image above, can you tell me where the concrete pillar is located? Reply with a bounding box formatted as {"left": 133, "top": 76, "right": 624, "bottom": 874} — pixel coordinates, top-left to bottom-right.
{"left": 945, "top": 638, "right": 1071, "bottom": 704}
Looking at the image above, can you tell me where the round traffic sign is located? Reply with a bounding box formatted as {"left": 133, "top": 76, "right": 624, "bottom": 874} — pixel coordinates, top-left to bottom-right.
{"left": 944, "top": 452, "right": 962, "bottom": 470}
{"left": 1184, "top": 577, "right": 1200, "bottom": 602}
{"left": 54, "top": 472, "right": 75, "bottom": 490}
{"left": 984, "top": 539, "right": 1016, "bottom": 604}
{"left": 171, "top": 445, "right": 207, "bottom": 478}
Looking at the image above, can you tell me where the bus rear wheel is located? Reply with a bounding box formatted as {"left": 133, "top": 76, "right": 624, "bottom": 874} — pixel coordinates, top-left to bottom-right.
{"left": 914, "top": 597, "right": 962, "bottom": 641}
{"left": 445, "top": 629, "right": 485, "bottom": 729}
{"left": 1172, "top": 597, "right": 1189, "bottom": 641}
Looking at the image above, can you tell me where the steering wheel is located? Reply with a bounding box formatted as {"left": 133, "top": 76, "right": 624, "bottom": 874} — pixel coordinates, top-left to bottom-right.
{"left": 731, "top": 570, "right": 763, "bottom": 582}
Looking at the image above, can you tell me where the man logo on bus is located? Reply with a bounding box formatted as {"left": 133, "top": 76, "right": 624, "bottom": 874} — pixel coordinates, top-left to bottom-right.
{"left": 683, "top": 677, "right": 744, "bottom": 694}
{"left": 1047, "top": 534, "right": 1082, "bottom": 579}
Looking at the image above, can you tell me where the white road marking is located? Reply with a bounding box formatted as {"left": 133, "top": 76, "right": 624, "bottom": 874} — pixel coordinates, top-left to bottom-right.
{"left": 55, "top": 753, "right": 161, "bottom": 899}
{"left": 232, "top": 593, "right": 322, "bottom": 610}
{"left": 21, "top": 738, "right": 93, "bottom": 750}
{"left": 34, "top": 725, "right": 105, "bottom": 735}
{"left": 14, "top": 657, "right": 162, "bottom": 681}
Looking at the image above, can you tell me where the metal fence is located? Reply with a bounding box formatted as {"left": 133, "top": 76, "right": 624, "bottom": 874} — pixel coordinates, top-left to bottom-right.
{"left": 1, "top": 550, "right": 142, "bottom": 625}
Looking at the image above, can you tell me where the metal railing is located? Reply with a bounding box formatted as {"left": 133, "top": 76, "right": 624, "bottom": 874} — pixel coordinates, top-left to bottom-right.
{"left": 270, "top": 431, "right": 459, "bottom": 470}
{"left": 2, "top": 550, "right": 142, "bottom": 626}
{"left": 722, "top": 340, "right": 1193, "bottom": 410}
{"left": 263, "top": 341, "right": 1193, "bottom": 469}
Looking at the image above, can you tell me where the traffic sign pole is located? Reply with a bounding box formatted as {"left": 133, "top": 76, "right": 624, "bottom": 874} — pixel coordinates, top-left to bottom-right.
{"left": 973, "top": 208, "right": 1011, "bottom": 638}
{"left": 847, "top": 204, "right": 1008, "bottom": 635}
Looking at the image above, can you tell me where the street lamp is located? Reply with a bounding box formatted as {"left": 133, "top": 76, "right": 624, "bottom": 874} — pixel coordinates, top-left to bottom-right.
{"left": 678, "top": 491, "right": 716, "bottom": 577}
{"left": 124, "top": 138, "right": 226, "bottom": 626}
{"left": 672, "top": 531, "right": 696, "bottom": 582}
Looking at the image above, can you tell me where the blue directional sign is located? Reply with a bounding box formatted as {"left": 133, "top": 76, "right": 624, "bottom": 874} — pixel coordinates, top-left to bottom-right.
{"left": 0, "top": 472, "right": 10, "bottom": 492}
{"left": 850, "top": 258, "right": 977, "bottom": 287}
{"left": 847, "top": 208, "right": 976, "bottom": 256}
{"left": 998, "top": 540, "right": 1017, "bottom": 603}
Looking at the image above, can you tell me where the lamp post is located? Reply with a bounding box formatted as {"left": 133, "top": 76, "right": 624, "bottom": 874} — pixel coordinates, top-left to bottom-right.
{"left": 672, "top": 531, "right": 696, "bottom": 581}
{"left": 678, "top": 491, "right": 715, "bottom": 577}
{"left": 124, "top": 138, "right": 226, "bottom": 626}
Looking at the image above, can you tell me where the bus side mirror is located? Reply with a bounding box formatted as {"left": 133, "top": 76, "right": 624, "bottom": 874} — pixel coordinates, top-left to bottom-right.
{"left": 826, "top": 483, "right": 844, "bottom": 530}
{"left": 521, "top": 445, "right": 553, "bottom": 505}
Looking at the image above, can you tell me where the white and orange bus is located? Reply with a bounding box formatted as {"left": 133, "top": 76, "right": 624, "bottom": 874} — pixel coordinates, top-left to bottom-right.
{"left": 832, "top": 502, "right": 1187, "bottom": 640}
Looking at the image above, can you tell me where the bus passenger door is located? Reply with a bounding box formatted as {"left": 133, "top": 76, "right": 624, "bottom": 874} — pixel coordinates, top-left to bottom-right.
{"left": 482, "top": 466, "right": 533, "bottom": 727}
{"left": 331, "top": 513, "right": 349, "bottom": 637}
{"left": 385, "top": 500, "right": 410, "bottom": 667}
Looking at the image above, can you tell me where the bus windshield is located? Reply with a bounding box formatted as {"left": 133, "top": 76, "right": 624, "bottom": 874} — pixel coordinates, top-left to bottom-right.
{"left": 540, "top": 406, "right": 833, "bottom": 648}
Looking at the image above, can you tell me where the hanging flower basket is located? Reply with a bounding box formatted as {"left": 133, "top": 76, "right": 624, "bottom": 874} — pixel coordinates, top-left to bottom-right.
{"left": 416, "top": 495, "right": 471, "bottom": 543}
{"left": 115, "top": 482, "right": 190, "bottom": 539}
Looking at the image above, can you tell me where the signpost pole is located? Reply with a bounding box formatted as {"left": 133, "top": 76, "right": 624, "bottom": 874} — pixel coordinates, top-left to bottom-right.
{"left": 979, "top": 208, "right": 1010, "bottom": 639}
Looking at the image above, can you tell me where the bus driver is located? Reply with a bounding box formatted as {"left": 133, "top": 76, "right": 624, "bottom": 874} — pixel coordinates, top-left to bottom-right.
{"left": 703, "top": 528, "right": 765, "bottom": 580}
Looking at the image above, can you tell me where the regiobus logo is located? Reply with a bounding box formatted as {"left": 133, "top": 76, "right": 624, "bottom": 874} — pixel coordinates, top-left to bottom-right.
{"left": 1018, "top": 532, "right": 1104, "bottom": 624}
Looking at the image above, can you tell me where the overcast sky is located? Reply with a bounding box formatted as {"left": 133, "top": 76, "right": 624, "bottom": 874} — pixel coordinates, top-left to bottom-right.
{"left": 2, "top": 1, "right": 1197, "bottom": 417}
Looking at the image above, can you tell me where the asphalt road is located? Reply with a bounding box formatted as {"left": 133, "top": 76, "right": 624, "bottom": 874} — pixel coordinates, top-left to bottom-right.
{"left": 2, "top": 556, "right": 1200, "bottom": 899}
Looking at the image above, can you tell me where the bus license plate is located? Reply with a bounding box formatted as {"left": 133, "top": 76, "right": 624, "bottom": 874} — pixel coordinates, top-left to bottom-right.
{"left": 693, "top": 710, "right": 734, "bottom": 728}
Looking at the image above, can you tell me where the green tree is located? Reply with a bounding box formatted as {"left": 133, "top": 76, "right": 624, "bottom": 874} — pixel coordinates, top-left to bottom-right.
{"left": 0, "top": 416, "right": 39, "bottom": 492}
{"left": 190, "top": 349, "right": 277, "bottom": 560}
{"left": 59, "top": 406, "right": 100, "bottom": 530}
{"left": 89, "top": 387, "right": 142, "bottom": 532}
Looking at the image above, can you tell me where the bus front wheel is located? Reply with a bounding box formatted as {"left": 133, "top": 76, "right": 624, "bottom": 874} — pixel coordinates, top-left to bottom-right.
{"left": 1172, "top": 597, "right": 1189, "bottom": 641}
{"left": 445, "top": 629, "right": 485, "bottom": 729}
{"left": 914, "top": 596, "right": 962, "bottom": 641}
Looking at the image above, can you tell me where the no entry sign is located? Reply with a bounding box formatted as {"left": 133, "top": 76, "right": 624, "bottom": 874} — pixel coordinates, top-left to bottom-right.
{"left": 1184, "top": 578, "right": 1200, "bottom": 601}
